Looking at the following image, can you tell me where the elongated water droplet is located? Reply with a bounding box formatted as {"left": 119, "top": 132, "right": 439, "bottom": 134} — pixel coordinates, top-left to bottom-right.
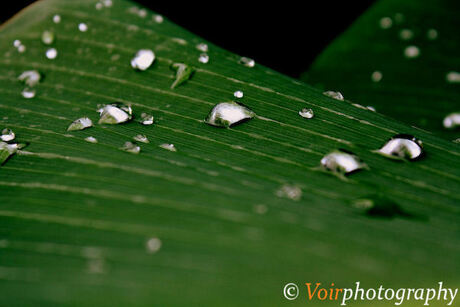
{"left": 1, "top": 128, "right": 15, "bottom": 142}
{"left": 404, "top": 45, "right": 420, "bottom": 58}
{"left": 131, "top": 49, "right": 155, "bottom": 70}
{"left": 52, "top": 14, "right": 61, "bottom": 23}
{"left": 375, "top": 134, "right": 423, "bottom": 160}
{"left": 159, "top": 143, "right": 176, "bottom": 152}
{"left": 319, "top": 149, "right": 367, "bottom": 177}
{"left": 379, "top": 17, "right": 392, "bottom": 29}
{"left": 0, "top": 142, "right": 26, "bottom": 165}
{"left": 371, "top": 70, "right": 383, "bottom": 82}
{"left": 298, "top": 108, "right": 314, "bottom": 119}
{"left": 205, "top": 102, "right": 255, "bottom": 128}
{"left": 67, "top": 117, "right": 93, "bottom": 131}
{"left": 198, "top": 53, "right": 209, "bottom": 64}
{"left": 18, "top": 70, "right": 41, "bottom": 87}
{"left": 427, "top": 28, "right": 438, "bottom": 40}
{"left": 21, "top": 87, "right": 36, "bottom": 99}
{"left": 46, "top": 48, "right": 58, "bottom": 59}
{"left": 446, "top": 71, "right": 460, "bottom": 83}
{"left": 276, "top": 184, "right": 302, "bottom": 201}
{"left": 353, "top": 196, "right": 411, "bottom": 219}
{"left": 443, "top": 112, "right": 460, "bottom": 129}
{"left": 139, "top": 113, "right": 154, "bottom": 125}
{"left": 239, "top": 57, "right": 255, "bottom": 67}
{"left": 233, "top": 90, "right": 244, "bottom": 99}
{"left": 323, "top": 90, "right": 344, "bottom": 101}
{"left": 196, "top": 43, "right": 208, "bottom": 52}
{"left": 78, "top": 23, "right": 88, "bottom": 32}
{"left": 170, "top": 63, "right": 195, "bottom": 89}
{"left": 98, "top": 104, "right": 132, "bottom": 124}
{"left": 399, "top": 29, "right": 413, "bottom": 40}
{"left": 367, "top": 106, "right": 376, "bottom": 112}
{"left": 146, "top": 237, "right": 162, "bottom": 253}
{"left": 85, "top": 136, "right": 98, "bottom": 143}
{"left": 133, "top": 134, "right": 149, "bottom": 143}
{"left": 120, "top": 141, "right": 140, "bottom": 154}
{"left": 41, "top": 30, "right": 55, "bottom": 45}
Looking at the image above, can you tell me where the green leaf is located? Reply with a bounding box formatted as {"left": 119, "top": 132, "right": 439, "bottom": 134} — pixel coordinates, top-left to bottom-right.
{"left": 0, "top": 0, "right": 458, "bottom": 305}
{"left": 303, "top": 0, "right": 460, "bottom": 139}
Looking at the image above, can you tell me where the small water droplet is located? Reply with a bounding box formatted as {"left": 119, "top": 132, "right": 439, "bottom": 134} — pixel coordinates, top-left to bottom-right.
{"left": 0, "top": 142, "right": 26, "bottom": 165}
{"left": 239, "top": 57, "right": 255, "bottom": 67}
{"left": 233, "top": 90, "right": 244, "bottom": 99}
{"left": 153, "top": 14, "right": 164, "bottom": 23}
{"left": 95, "top": 2, "right": 103, "bottom": 10}
{"left": 427, "top": 28, "right": 438, "bottom": 40}
{"left": 67, "top": 117, "right": 93, "bottom": 131}
{"left": 41, "top": 30, "right": 55, "bottom": 45}
{"left": 205, "top": 102, "right": 255, "bottom": 128}
{"left": 98, "top": 104, "right": 132, "bottom": 124}
{"left": 13, "top": 40, "right": 21, "bottom": 48}
{"left": 443, "top": 112, "right": 460, "bottom": 129}
{"left": 446, "top": 71, "right": 460, "bottom": 83}
{"left": 17, "top": 44, "right": 26, "bottom": 53}
{"left": 146, "top": 237, "right": 162, "bottom": 253}
{"left": 198, "top": 53, "right": 209, "bottom": 64}
{"left": 133, "top": 134, "right": 149, "bottom": 143}
{"left": 21, "top": 87, "right": 36, "bottom": 99}
{"left": 78, "top": 23, "right": 88, "bottom": 32}
{"left": 170, "top": 63, "right": 195, "bottom": 89}
{"left": 52, "top": 14, "right": 61, "bottom": 23}
{"left": 371, "top": 71, "right": 383, "bottom": 82}
{"left": 298, "top": 108, "right": 314, "bottom": 119}
{"left": 1, "top": 128, "right": 15, "bottom": 142}
{"left": 46, "top": 48, "right": 58, "bottom": 59}
{"left": 85, "top": 136, "right": 98, "bottom": 143}
{"left": 404, "top": 45, "right": 420, "bottom": 58}
{"left": 139, "top": 113, "right": 154, "bottom": 125}
{"left": 275, "top": 184, "right": 302, "bottom": 201}
{"left": 196, "top": 43, "right": 208, "bottom": 52}
{"left": 159, "top": 143, "right": 176, "bottom": 152}
{"left": 379, "top": 17, "right": 392, "bottom": 29}
{"left": 319, "top": 149, "right": 367, "bottom": 177}
{"left": 375, "top": 134, "right": 423, "bottom": 160}
{"left": 399, "top": 29, "right": 414, "bottom": 40}
{"left": 353, "top": 196, "right": 411, "bottom": 219}
{"left": 323, "top": 90, "right": 344, "bottom": 101}
{"left": 131, "top": 49, "right": 155, "bottom": 70}
{"left": 120, "top": 141, "right": 140, "bottom": 154}
{"left": 18, "top": 70, "right": 41, "bottom": 87}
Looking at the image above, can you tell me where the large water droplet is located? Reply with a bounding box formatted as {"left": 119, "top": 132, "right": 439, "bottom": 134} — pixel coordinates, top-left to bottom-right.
{"left": 78, "top": 23, "right": 88, "bottom": 32}
{"left": 131, "top": 49, "right": 155, "bottom": 70}
{"left": 170, "top": 63, "right": 195, "bottom": 89}
{"left": 375, "top": 134, "right": 423, "bottom": 161}
{"left": 21, "top": 88, "right": 36, "bottom": 99}
{"left": 67, "top": 117, "right": 93, "bottom": 131}
{"left": 323, "top": 90, "right": 344, "bottom": 101}
{"left": 233, "top": 90, "right": 244, "bottom": 99}
{"left": 371, "top": 71, "right": 383, "bottom": 82}
{"left": 46, "top": 48, "right": 58, "bottom": 59}
{"left": 198, "top": 53, "right": 209, "bottom": 64}
{"left": 133, "top": 134, "right": 149, "bottom": 143}
{"left": 239, "top": 57, "right": 255, "bottom": 67}
{"left": 205, "top": 102, "right": 255, "bottom": 128}
{"left": 85, "top": 136, "right": 98, "bottom": 143}
{"left": 139, "top": 113, "right": 154, "bottom": 125}
{"left": 319, "top": 149, "right": 367, "bottom": 177}
{"left": 18, "top": 70, "right": 41, "bottom": 87}
{"left": 446, "top": 71, "right": 460, "bottom": 83}
{"left": 443, "top": 112, "right": 460, "bottom": 129}
{"left": 98, "top": 104, "right": 132, "bottom": 124}
{"left": 1, "top": 128, "right": 15, "bottom": 142}
{"left": 196, "top": 43, "right": 208, "bottom": 52}
{"left": 120, "top": 141, "right": 140, "bottom": 154}
{"left": 379, "top": 17, "right": 392, "bottom": 29}
{"left": 41, "top": 30, "right": 55, "bottom": 45}
{"left": 298, "top": 108, "right": 314, "bottom": 119}
{"left": 159, "top": 143, "right": 176, "bottom": 152}
{"left": 404, "top": 45, "right": 420, "bottom": 58}
{"left": 146, "top": 237, "right": 162, "bottom": 253}
{"left": 275, "top": 184, "right": 302, "bottom": 201}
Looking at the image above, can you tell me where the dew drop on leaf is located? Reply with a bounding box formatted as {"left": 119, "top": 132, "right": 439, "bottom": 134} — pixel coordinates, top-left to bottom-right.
{"left": 159, "top": 143, "right": 176, "bottom": 152}
{"left": 131, "top": 49, "right": 155, "bottom": 71}
{"left": 427, "top": 28, "right": 438, "bottom": 40}
{"left": 399, "top": 29, "right": 414, "bottom": 41}
{"left": 17, "top": 44, "right": 26, "bottom": 53}
{"left": 98, "top": 104, "right": 132, "bottom": 124}
{"left": 375, "top": 134, "right": 423, "bottom": 161}
{"left": 170, "top": 63, "right": 195, "bottom": 89}
{"left": 78, "top": 23, "right": 88, "bottom": 32}
{"left": 84, "top": 136, "right": 98, "bottom": 143}
{"left": 442, "top": 112, "right": 460, "bottom": 129}
{"left": 298, "top": 108, "right": 314, "bottom": 119}
{"left": 139, "top": 113, "right": 154, "bottom": 125}
{"left": 0, "top": 142, "right": 26, "bottom": 165}
{"left": 1, "top": 128, "right": 15, "bottom": 142}
{"left": 153, "top": 14, "right": 164, "bottom": 23}
{"left": 67, "top": 117, "right": 93, "bottom": 131}
{"left": 371, "top": 71, "right": 383, "bottom": 83}
{"left": 133, "top": 134, "right": 149, "bottom": 143}
{"left": 41, "top": 30, "right": 55, "bottom": 45}
{"left": 323, "top": 90, "right": 344, "bottom": 101}
{"left": 13, "top": 40, "right": 21, "bottom": 48}
{"left": 275, "top": 184, "right": 302, "bottom": 201}
{"left": 239, "top": 57, "right": 255, "bottom": 68}
{"left": 46, "top": 48, "right": 58, "bottom": 59}
{"left": 120, "top": 141, "right": 140, "bottom": 154}
{"left": 52, "top": 14, "right": 61, "bottom": 24}
{"left": 146, "top": 237, "right": 162, "bottom": 253}
{"left": 21, "top": 87, "right": 36, "bottom": 99}
{"left": 198, "top": 53, "right": 209, "bottom": 64}
{"left": 233, "top": 90, "right": 244, "bottom": 99}
{"left": 404, "top": 45, "right": 420, "bottom": 58}
{"left": 196, "top": 43, "right": 208, "bottom": 52}
{"left": 379, "top": 17, "right": 392, "bottom": 29}
{"left": 320, "top": 149, "right": 367, "bottom": 177}
{"left": 205, "top": 102, "right": 255, "bottom": 128}
{"left": 18, "top": 70, "right": 41, "bottom": 87}
{"left": 446, "top": 71, "right": 460, "bottom": 83}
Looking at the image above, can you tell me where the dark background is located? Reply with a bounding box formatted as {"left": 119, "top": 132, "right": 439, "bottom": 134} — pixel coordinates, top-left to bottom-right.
{"left": 1, "top": 0, "right": 375, "bottom": 77}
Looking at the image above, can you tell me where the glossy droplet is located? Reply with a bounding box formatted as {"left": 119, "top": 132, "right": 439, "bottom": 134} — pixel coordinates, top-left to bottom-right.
{"left": 233, "top": 90, "right": 244, "bottom": 99}
{"left": 198, "top": 53, "right": 209, "bottom": 64}
{"left": 67, "top": 117, "right": 93, "bottom": 131}
{"left": 1, "top": 128, "right": 15, "bottom": 142}
{"left": 320, "top": 149, "right": 367, "bottom": 177}
{"left": 18, "top": 70, "right": 41, "bottom": 87}
{"left": 399, "top": 29, "right": 414, "bottom": 41}
{"left": 379, "top": 17, "right": 392, "bottom": 29}
{"left": 133, "top": 134, "right": 149, "bottom": 143}
{"left": 170, "top": 63, "right": 195, "bottom": 89}
{"left": 159, "top": 143, "right": 176, "bottom": 152}
{"left": 85, "top": 136, "right": 98, "bottom": 143}
{"left": 323, "top": 90, "right": 344, "bottom": 101}
{"left": 52, "top": 15, "right": 61, "bottom": 23}
{"left": 17, "top": 44, "right": 26, "bottom": 53}
{"left": 13, "top": 40, "right": 21, "bottom": 48}
{"left": 367, "top": 106, "right": 376, "bottom": 112}
{"left": 371, "top": 71, "right": 383, "bottom": 82}
{"left": 78, "top": 23, "right": 88, "bottom": 32}
{"left": 41, "top": 30, "right": 55, "bottom": 45}
{"left": 427, "top": 28, "right": 438, "bottom": 40}
{"left": 239, "top": 57, "right": 255, "bottom": 67}
{"left": 46, "top": 48, "right": 58, "bottom": 59}
{"left": 205, "top": 102, "right": 255, "bottom": 128}
{"left": 446, "top": 71, "right": 460, "bottom": 83}
{"left": 298, "top": 108, "right": 314, "bottom": 119}
{"left": 98, "top": 104, "right": 132, "bottom": 124}
{"left": 21, "top": 88, "right": 36, "bottom": 99}
{"left": 353, "top": 196, "right": 410, "bottom": 219}
{"left": 275, "top": 184, "right": 302, "bottom": 201}
{"left": 153, "top": 15, "right": 164, "bottom": 23}
{"left": 139, "top": 113, "right": 154, "bottom": 125}
{"left": 131, "top": 49, "right": 155, "bottom": 70}
{"left": 196, "top": 43, "right": 208, "bottom": 52}
{"left": 375, "top": 134, "right": 423, "bottom": 160}
{"left": 443, "top": 113, "right": 460, "bottom": 129}
{"left": 146, "top": 237, "right": 162, "bottom": 253}
{"left": 0, "top": 142, "right": 26, "bottom": 165}
{"left": 120, "top": 141, "right": 140, "bottom": 154}
{"left": 404, "top": 45, "right": 420, "bottom": 58}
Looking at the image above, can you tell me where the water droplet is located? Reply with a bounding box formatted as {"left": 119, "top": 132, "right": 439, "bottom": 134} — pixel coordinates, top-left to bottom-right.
{"left": 67, "top": 117, "right": 93, "bottom": 131}
{"left": 159, "top": 143, "right": 176, "bottom": 152}
{"left": 443, "top": 112, "right": 460, "bottom": 129}
{"left": 0, "top": 142, "right": 26, "bottom": 165}
{"left": 205, "top": 102, "right": 255, "bottom": 128}
{"left": 52, "top": 14, "right": 61, "bottom": 23}
{"left": 453, "top": 138, "right": 460, "bottom": 144}
{"left": 95, "top": 2, "right": 103, "bottom": 10}
{"left": 371, "top": 71, "right": 383, "bottom": 82}
{"left": 275, "top": 184, "right": 302, "bottom": 201}
{"left": 198, "top": 53, "right": 209, "bottom": 64}
{"left": 233, "top": 90, "right": 244, "bottom": 99}
{"left": 374, "top": 134, "right": 423, "bottom": 161}
{"left": 404, "top": 45, "right": 420, "bottom": 59}
{"left": 120, "top": 141, "right": 140, "bottom": 154}
{"left": 18, "top": 70, "right": 41, "bottom": 87}
{"left": 78, "top": 23, "right": 88, "bottom": 32}
{"left": 379, "top": 17, "right": 392, "bottom": 29}
{"left": 170, "top": 63, "right": 195, "bottom": 89}
{"left": 427, "top": 28, "right": 438, "bottom": 40}
{"left": 103, "top": 0, "right": 112, "bottom": 7}
{"left": 139, "top": 113, "right": 154, "bottom": 125}
{"left": 196, "top": 43, "right": 208, "bottom": 52}
{"left": 138, "top": 8, "right": 147, "bottom": 18}
{"left": 133, "top": 134, "right": 149, "bottom": 143}
{"left": 41, "top": 30, "right": 55, "bottom": 45}
{"left": 46, "top": 48, "right": 58, "bottom": 59}
{"left": 13, "top": 40, "right": 21, "bottom": 48}
{"left": 17, "top": 44, "right": 26, "bottom": 53}
{"left": 323, "top": 90, "right": 344, "bottom": 101}
{"left": 21, "top": 87, "right": 36, "bottom": 99}
{"left": 131, "top": 49, "right": 155, "bottom": 70}
{"left": 85, "top": 136, "right": 98, "bottom": 143}
{"left": 367, "top": 106, "right": 376, "bottom": 112}
{"left": 239, "top": 57, "right": 255, "bottom": 67}
{"left": 146, "top": 237, "right": 162, "bottom": 253}
{"left": 319, "top": 149, "right": 367, "bottom": 177}
{"left": 153, "top": 14, "right": 164, "bottom": 23}
{"left": 353, "top": 196, "right": 411, "bottom": 219}
{"left": 399, "top": 29, "right": 414, "bottom": 40}
{"left": 298, "top": 108, "right": 314, "bottom": 119}
{"left": 98, "top": 104, "right": 132, "bottom": 124}
{"left": 446, "top": 71, "right": 460, "bottom": 83}
{"left": 1, "top": 128, "right": 15, "bottom": 142}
